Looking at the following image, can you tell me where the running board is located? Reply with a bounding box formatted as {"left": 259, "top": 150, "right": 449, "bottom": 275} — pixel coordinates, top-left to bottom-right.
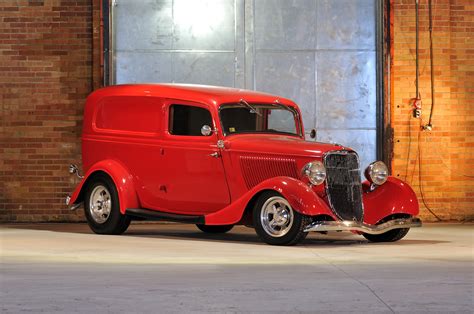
{"left": 125, "top": 208, "right": 205, "bottom": 224}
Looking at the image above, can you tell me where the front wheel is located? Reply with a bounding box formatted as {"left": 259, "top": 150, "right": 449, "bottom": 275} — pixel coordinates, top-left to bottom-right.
{"left": 84, "top": 173, "right": 131, "bottom": 235}
{"left": 196, "top": 224, "right": 233, "bottom": 233}
{"left": 253, "top": 191, "right": 310, "bottom": 246}
{"left": 363, "top": 228, "right": 410, "bottom": 242}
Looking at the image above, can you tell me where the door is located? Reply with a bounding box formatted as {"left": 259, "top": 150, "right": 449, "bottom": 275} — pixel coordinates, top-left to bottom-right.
{"left": 157, "top": 102, "right": 230, "bottom": 214}
{"left": 110, "top": 0, "right": 379, "bottom": 172}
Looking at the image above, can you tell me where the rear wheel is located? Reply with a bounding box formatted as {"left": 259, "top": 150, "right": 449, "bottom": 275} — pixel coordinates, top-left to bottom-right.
{"left": 363, "top": 228, "right": 410, "bottom": 242}
{"left": 84, "top": 173, "right": 131, "bottom": 235}
{"left": 253, "top": 191, "right": 310, "bottom": 246}
{"left": 196, "top": 224, "right": 233, "bottom": 233}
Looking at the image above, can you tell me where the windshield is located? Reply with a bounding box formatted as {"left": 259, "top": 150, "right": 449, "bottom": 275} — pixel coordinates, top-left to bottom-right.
{"left": 219, "top": 103, "right": 300, "bottom": 136}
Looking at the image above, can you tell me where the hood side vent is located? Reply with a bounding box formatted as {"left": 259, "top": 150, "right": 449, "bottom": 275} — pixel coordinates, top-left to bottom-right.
{"left": 240, "top": 155, "right": 299, "bottom": 189}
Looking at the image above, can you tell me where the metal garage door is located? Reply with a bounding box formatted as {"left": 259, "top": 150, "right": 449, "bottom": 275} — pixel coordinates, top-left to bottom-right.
{"left": 110, "top": 0, "right": 378, "bottom": 170}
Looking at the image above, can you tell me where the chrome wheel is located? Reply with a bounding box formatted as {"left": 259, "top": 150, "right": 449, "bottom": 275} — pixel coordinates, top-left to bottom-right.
{"left": 88, "top": 185, "right": 112, "bottom": 224}
{"left": 260, "top": 196, "right": 294, "bottom": 237}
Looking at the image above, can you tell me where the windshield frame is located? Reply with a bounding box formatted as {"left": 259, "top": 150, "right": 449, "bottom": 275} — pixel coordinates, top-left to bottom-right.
{"left": 218, "top": 102, "right": 303, "bottom": 138}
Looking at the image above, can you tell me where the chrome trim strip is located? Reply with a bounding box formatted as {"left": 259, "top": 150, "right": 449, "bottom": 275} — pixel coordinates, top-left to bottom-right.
{"left": 218, "top": 102, "right": 303, "bottom": 138}
{"left": 70, "top": 202, "right": 83, "bottom": 211}
{"left": 304, "top": 217, "right": 422, "bottom": 234}
{"left": 66, "top": 195, "right": 83, "bottom": 210}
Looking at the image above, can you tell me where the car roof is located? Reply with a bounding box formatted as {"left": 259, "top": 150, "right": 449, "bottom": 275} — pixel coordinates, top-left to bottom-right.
{"left": 88, "top": 84, "right": 298, "bottom": 109}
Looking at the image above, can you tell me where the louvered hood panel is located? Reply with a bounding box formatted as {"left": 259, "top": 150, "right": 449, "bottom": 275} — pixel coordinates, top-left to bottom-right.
{"left": 239, "top": 155, "right": 299, "bottom": 189}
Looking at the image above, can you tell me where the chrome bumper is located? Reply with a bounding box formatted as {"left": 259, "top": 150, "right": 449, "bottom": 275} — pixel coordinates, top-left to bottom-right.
{"left": 304, "top": 217, "right": 422, "bottom": 234}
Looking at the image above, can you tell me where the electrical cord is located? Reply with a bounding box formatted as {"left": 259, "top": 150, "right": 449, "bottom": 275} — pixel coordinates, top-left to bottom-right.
{"left": 402, "top": 0, "right": 444, "bottom": 221}
{"left": 404, "top": 113, "right": 443, "bottom": 221}
{"left": 420, "top": 132, "right": 474, "bottom": 179}
{"left": 404, "top": 111, "right": 413, "bottom": 181}
{"left": 402, "top": 0, "right": 472, "bottom": 220}
{"left": 402, "top": 111, "right": 440, "bottom": 220}
{"left": 427, "top": 0, "right": 435, "bottom": 127}
{"left": 406, "top": 112, "right": 474, "bottom": 221}
{"left": 417, "top": 124, "right": 443, "bottom": 221}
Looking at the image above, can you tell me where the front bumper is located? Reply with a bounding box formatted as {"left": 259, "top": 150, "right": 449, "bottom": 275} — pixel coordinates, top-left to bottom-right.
{"left": 304, "top": 217, "right": 422, "bottom": 234}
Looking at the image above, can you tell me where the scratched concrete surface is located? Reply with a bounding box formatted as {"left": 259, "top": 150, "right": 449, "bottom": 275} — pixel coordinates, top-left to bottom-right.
{"left": 1, "top": 223, "right": 473, "bottom": 313}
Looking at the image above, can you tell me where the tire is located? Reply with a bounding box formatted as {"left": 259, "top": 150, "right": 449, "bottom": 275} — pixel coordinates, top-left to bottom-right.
{"left": 363, "top": 228, "right": 410, "bottom": 242}
{"left": 253, "top": 191, "right": 311, "bottom": 246}
{"left": 196, "top": 224, "right": 234, "bottom": 233}
{"left": 84, "top": 173, "right": 131, "bottom": 235}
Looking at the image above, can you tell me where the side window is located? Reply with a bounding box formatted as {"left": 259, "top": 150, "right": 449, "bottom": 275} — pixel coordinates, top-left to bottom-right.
{"left": 267, "top": 109, "right": 297, "bottom": 134}
{"left": 169, "top": 104, "right": 212, "bottom": 136}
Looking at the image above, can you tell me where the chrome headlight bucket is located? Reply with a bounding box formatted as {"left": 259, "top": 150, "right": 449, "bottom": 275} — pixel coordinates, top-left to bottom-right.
{"left": 364, "top": 161, "right": 388, "bottom": 186}
{"left": 302, "top": 161, "right": 326, "bottom": 186}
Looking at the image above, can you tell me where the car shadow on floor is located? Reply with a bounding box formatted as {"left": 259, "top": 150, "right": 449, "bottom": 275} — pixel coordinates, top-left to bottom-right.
{"left": 125, "top": 223, "right": 368, "bottom": 245}
{"left": 2, "top": 223, "right": 449, "bottom": 246}
{"left": 124, "top": 225, "right": 448, "bottom": 246}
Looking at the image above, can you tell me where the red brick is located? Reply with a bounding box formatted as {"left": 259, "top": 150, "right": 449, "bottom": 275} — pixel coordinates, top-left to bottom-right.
{"left": 1, "top": 0, "right": 472, "bottom": 223}
{"left": 392, "top": 0, "right": 473, "bottom": 222}
{"left": 0, "top": 0, "right": 96, "bottom": 222}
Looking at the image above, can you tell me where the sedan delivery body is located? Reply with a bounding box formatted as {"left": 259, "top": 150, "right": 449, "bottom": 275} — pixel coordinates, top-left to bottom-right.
{"left": 67, "top": 84, "right": 421, "bottom": 245}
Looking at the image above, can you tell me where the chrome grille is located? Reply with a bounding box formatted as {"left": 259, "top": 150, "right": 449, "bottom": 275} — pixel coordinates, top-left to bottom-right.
{"left": 324, "top": 151, "right": 364, "bottom": 222}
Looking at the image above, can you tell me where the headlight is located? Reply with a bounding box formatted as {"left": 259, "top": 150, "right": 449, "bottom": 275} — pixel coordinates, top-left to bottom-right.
{"left": 364, "top": 161, "right": 388, "bottom": 185}
{"left": 302, "top": 161, "right": 326, "bottom": 186}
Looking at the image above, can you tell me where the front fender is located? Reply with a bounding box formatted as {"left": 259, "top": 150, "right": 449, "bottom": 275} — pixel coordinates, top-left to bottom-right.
{"left": 363, "top": 177, "right": 419, "bottom": 225}
{"left": 205, "top": 176, "right": 336, "bottom": 225}
{"left": 67, "top": 159, "right": 139, "bottom": 214}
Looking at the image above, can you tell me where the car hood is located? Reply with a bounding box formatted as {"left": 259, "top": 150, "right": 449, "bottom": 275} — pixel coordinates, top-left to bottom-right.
{"left": 223, "top": 134, "right": 351, "bottom": 158}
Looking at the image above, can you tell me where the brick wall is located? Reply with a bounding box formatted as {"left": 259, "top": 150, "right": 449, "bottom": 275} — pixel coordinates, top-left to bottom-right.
{"left": 0, "top": 1, "right": 472, "bottom": 222}
{"left": 392, "top": 0, "right": 473, "bottom": 221}
{"left": 0, "top": 0, "right": 98, "bottom": 221}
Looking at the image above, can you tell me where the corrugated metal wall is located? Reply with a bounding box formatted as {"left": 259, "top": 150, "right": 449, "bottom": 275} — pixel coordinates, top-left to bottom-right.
{"left": 112, "top": 0, "right": 377, "bottom": 170}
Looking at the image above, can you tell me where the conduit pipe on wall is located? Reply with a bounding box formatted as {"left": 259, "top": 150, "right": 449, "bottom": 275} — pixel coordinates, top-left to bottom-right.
{"left": 425, "top": 0, "right": 435, "bottom": 130}
{"left": 415, "top": 0, "right": 419, "bottom": 98}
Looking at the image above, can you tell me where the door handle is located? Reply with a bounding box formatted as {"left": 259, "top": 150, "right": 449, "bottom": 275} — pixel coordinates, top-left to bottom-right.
{"left": 209, "top": 152, "right": 220, "bottom": 158}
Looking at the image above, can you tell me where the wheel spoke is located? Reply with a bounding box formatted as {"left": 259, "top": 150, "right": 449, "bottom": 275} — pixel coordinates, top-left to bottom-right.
{"left": 269, "top": 205, "right": 277, "bottom": 214}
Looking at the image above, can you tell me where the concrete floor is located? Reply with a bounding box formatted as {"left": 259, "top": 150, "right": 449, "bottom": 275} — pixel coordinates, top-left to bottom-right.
{"left": 0, "top": 223, "right": 473, "bottom": 313}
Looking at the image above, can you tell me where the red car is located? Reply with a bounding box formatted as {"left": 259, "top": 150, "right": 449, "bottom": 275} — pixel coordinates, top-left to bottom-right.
{"left": 67, "top": 84, "right": 421, "bottom": 245}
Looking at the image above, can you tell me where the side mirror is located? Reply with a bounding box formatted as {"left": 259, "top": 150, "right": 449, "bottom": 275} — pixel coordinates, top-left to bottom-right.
{"left": 201, "top": 125, "right": 213, "bottom": 136}
{"left": 309, "top": 129, "right": 317, "bottom": 139}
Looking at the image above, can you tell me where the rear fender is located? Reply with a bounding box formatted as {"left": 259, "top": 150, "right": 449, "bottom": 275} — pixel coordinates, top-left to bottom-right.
{"left": 67, "top": 160, "right": 139, "bottom": 214}
{"left": 205, "top": 176, "right": 335, "bottom": 225}
{"left": 363, "top": 177, "right": 419, "bottom": 225}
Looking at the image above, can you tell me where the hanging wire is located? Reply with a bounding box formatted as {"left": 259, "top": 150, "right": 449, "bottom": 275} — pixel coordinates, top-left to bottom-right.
{"left": 418, "top": 130, "right": 442, "bottom": 221}
{"left": 405, "top": 0, "right": 421, "bottom": 180}
{"left": 415, "top": 0, "right": 419, "bottom": 98}
{"left": 401, "top": 1, "right": 471, "bottom": 219}
{"left": 417, "top": 0, "right": 442, "bottom": 221}
{"left": 403, "top": 0, "right": 443, "bottom": 221}
{"left": 427, "top": 0, "right": 435, "bottom": 127}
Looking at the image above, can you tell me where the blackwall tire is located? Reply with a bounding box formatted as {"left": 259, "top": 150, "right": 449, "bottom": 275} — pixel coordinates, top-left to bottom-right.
{"left": 253, "top": 191, "right": 310, "bottom": 246}
{"left": 84, "top": 173, "right": 131, "bottom": 235}
{"left": 196, "top": 224, "right": 234, "bottom": 233}
{"left": 363, "top": 228, "right": 410, "bottom": 242}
